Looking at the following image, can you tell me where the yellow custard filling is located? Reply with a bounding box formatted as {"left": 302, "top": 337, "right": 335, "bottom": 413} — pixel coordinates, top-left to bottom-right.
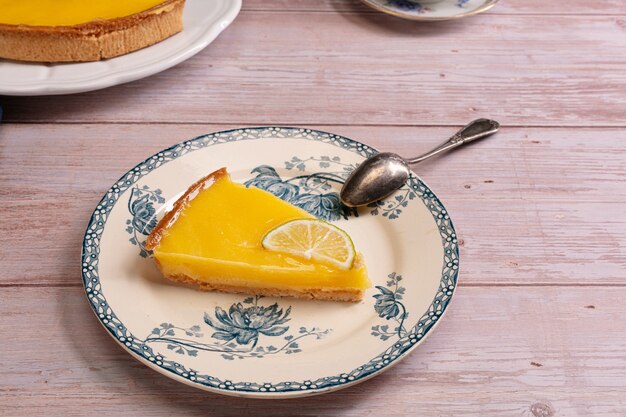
{"left": 0, "top": 0, "right": 166, "bottom": 26}
{"left": 152, "top": 174, "right": 370, "bottom": 291}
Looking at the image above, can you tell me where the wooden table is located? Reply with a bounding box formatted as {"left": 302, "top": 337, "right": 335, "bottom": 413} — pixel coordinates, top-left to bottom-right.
{"left": 1, "top": 1, "right": 625, "bottom": 415}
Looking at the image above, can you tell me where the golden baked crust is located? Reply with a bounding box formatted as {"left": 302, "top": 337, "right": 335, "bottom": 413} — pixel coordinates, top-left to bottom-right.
{"left": 163, "top": 272, "right": 364, "bottom": 303}
{"left": 0, "top": 0, "right": 185, "bottom": 62}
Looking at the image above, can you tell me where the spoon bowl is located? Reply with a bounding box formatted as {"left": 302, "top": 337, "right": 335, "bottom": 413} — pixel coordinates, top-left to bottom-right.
{"left": 340, "top": 153, "right": 409, "bottom": 207}
{"left": 340, "top": 119, "right": 500, "bottom": 207}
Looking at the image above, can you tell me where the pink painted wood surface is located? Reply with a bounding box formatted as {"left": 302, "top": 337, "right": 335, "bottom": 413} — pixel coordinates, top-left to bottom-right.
{"left": 2, "top": 13, "right": 626, "bottom": 126}
{"left": 1, "top": 287, "right": 625, "bottom": 416}
{"left": 1, "top": 1, "right": 625, "bottom": 415}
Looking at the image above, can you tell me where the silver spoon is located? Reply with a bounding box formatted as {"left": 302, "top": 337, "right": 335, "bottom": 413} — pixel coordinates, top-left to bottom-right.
{"left": 340, "top": 118, "right": 500, "bottom": 207}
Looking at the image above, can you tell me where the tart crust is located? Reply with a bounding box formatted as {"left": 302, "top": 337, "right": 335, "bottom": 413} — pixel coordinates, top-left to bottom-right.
{"left": 163, "top": 273, "right": 364, "bottom": 303}
{"left": 0, "top": 0, "right": 185, "bottom": 62}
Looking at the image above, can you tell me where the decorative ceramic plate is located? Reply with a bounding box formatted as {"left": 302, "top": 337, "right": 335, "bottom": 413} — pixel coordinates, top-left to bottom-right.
{"left": 360, "top": 0, "right": 498, "bottom": 21}
{"left": 82, "top": 127, "right": 459, "bottom": 398}
{"left": 0, "top": 0, "right": 241, "bottom": 96}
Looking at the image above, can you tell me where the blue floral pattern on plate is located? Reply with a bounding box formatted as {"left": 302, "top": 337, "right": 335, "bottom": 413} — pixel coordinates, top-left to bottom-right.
{"left": 371, "top": 273, "right": 409, "bottom": 340}
{"left": 125, "top": 185, "right": 165, "bottom": 257}
{"left": 245, "top": 155, "right": 415, "bottom": 221}
{"left": 82, "top": 127, "right": 459, "bottom": 396}
{"left": 140, "top": 296, "right": 330, "bottom": 361}
{"left": 244, "top": 165, "right": 355, "bottom": 222}
{"left": 386, "top": 0, "right": 430, "bottom": 13}
{"left": 364, "top": 0, "right": 497, "bottom": 20}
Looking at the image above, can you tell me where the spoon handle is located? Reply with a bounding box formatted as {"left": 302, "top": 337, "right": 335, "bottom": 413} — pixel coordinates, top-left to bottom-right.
{"left": 406, "top": 118, "right": 500, "bottom": 165}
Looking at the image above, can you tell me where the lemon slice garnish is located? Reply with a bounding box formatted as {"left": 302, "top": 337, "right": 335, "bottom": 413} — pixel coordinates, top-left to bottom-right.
{"left": 262, "top": 219, "right": 356, "bottom": 270}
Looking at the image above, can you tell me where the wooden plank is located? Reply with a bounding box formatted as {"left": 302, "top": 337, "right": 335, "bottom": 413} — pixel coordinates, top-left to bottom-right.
{"left": 1, "top": 124, "right": 625, "bottom": 286}
{"left": 1, "top": 286, "right": 625, "bottom": 416}
{"left": 1, "top": 124, "right": 625, "bottom": 202}
{"left": 1, "top": 14, "right": 625, "bottom": 126}
{"left": 242, "top": 0, "right": 626, "bottom": 15}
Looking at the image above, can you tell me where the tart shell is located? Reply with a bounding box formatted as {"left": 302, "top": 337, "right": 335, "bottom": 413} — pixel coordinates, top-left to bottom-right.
{"left": 0, "top": 0, "right": 185, "bottom": 62}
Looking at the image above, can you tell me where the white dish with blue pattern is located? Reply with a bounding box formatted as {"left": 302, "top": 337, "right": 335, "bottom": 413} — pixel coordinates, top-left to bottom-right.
{"left": 82, "top": 127, "right": 459, "bottom": 398}
{"left": 360, "top": 0, "right": 498, "bottom": 21}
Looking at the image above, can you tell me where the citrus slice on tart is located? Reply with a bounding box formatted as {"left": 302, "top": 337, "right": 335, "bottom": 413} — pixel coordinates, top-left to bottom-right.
{"left": 262, "top": 219, "right": 356, "bottom": 270}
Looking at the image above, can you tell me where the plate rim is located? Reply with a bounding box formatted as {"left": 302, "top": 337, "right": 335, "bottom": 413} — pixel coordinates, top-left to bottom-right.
{"left": 81, "top": 127, "right": 460, "bottom": 398}
{"left": 0, "top": 0, "right": 242, "bottom": 96}
{"left": 359, "top": 0, "right": 499, "bottom": 21}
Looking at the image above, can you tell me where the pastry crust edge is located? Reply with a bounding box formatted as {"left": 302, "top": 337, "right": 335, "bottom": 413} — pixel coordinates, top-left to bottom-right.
{"left": 0, "top": 0, "right": 185, "bottom": 62}
{"left": 164, "top": 272, "right": 364, "bottom": 303}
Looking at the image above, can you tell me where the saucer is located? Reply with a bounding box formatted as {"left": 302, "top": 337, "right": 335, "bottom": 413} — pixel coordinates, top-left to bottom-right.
{"left": 360, "top": 0, "right": 499, "bottom": 21}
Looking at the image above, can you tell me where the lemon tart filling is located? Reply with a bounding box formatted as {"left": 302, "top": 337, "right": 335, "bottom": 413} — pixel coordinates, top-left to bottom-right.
{"left": 146, "top": 168, "right": 370, "bottom": 301}
{"left": 0, "top": 0, "right": 167, "bottom": 27}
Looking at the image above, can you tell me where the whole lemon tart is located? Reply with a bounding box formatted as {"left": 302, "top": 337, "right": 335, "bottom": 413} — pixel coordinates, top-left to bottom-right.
{"left": 0, "top": 0, "right": 185, "bottom": 62}
{"left": 145, "top": 168, "right": 371, "bottom": 302}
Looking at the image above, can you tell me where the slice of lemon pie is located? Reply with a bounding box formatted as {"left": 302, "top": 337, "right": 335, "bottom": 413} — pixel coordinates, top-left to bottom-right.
{"left": 145, "top": 168, "right": 370, "bottom": 302}
{"left": 0, "top": 0, "right": 185, "bottom": 62}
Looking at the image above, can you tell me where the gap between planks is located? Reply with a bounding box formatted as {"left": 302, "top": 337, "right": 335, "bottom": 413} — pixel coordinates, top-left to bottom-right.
{"left": 3, "top": 121, "right": 626, "bottom": 129}
{"left": 240, "top": 9, "right": 626, "bottom": 17}
{"left": 240, "top": 0, "right": 626, "bottom": 16}
{"left": 2, "top": 283, "right": 626, "bottom": 288}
